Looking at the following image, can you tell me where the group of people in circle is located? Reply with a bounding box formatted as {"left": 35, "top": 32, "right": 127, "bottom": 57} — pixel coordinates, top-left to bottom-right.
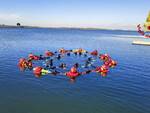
{"left": 18, "top": 48, "right": 117, "bottom": 81}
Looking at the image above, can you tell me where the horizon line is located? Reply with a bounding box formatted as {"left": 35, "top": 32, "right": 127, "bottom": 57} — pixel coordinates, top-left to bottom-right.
{"left": 0, "top": 24, "right": 137, "bottom": 31}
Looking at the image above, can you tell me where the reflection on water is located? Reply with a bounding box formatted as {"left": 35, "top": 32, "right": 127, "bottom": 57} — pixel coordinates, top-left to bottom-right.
{"left": 0, "top": 28, "right": 150, "bottom": 113}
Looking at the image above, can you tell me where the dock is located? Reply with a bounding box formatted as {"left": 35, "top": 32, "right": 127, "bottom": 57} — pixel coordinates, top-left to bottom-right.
{"left": 132, "top": 41, "right": 150, "bottom": 46}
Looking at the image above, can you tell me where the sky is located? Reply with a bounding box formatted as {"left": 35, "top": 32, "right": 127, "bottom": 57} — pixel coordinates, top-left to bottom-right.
{"left": 0, "top": 0, "right": 149, "bottom": 30}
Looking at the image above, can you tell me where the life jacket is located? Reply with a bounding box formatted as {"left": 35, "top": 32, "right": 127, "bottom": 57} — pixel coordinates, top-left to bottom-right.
{"left": 18, "top": 58, "right": 28, "bottom": 71}
{"left": 73, "top": 48, "right": 86, "bottom": 53}
{"left": 28, "top": 54, "right": 34, "bottom": 60}
{"left": 99, "top": 54, "right": 111, "bottom": 61}
{"left": 66, "top": 71, "right": 80, "bottom": 79}
{"left": 95, "top": 65, "right": 109, "bottom": 77}
{"left": 19, "top": 58, "right": 26, "bottom": 63}
{"left": 18, "top": 58, "right": 33, "bottom": 70}
{"left": 104, "top": 60, "right": 110, "bottom": 67}
{"left": 18, "top": 58, "right": 28, "bottom": 68}
{"left": 91, "top": 50, "right": 98, "bottom": 56}
{"left": 45, "top": 51, "right": 54, "bottom": 57}
{"left": 34, "top": 56, "right": 40, "bottom": 60}
{"left": 27, "top": 62, "right": 33, "bottom": 68}
{"left": 28, "top": 54, "right": 40, "bottom": 60}
{"left": 95, "top": 65, "right": 109, "bottom": 73}
{"left": 109, "top": 60, "right": 117, "bottom": 67}
{"left": 104, "top": 59, "right": 117, "bottom": 68}
{"left": 59, "top": 48, "right": 68, "bottom": 54}
{"left": 33, "top": 66, "right": 43, "bottom": 77}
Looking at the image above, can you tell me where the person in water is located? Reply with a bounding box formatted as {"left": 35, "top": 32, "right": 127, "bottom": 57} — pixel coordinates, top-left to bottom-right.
{"left": 27, "top": 60, "right": 33, "bottom": 70}
{"left": 74, "top": 63, "right": 79, "bottom": 68}
{"left": 33, "top": 66, "right": 59, "bottom": 77}
{"left": 49, "top": 59, "right": 53, "bottom": 67}
{"left": 74, "top": 52, "right": 77, "bottom": 56}
{"left": 45, "top": 59, "right": 51, "bottom": 67}
{"left": 59, "top": 48, "right": 68, "bottom": 54}
{"left": 65, "top": 66, "right": 92, "bottom": 81}
{"left": 84, "top": 60, "right": 92, "bottom": 68}
{"left": 56, "top": 54, "right": 61, "bottom": 60}
{"left": 28, "top": 53, "right": 40, "bottom": 61}
{"left": 73, "top": 48, "right": 87, "bottom": 54}
{"left": 84, "top": 54, "right": 87, "bottom": 57}
{"left": 95, "top": 65, "right": 109, "bottom": 77}
{"left": 88, "top": 57, "right": 93, "bottom": 61}
{"left": 67, "top": 52, "right": 71, "bottom": 56}
{"left": 65, "top": 67, "right": 80, "bottom": 81}
{"left": 45, "top": 50, "right": 54, "bottom": 57}
{"left": 18, "top": 58, "right": 33, "bottom": 71}
{"left": 82, "top": 57, "right": 94, "bottom": 68}
{"left": 59, "top": 63, "right": 67, "bottom": 69}
{"left": 79, "top": 52, "right": 83, "bottom": 56}
{"left": 39, "top": 55, "right": 44, "bottom": 60}
{"left": 90, "top": 50, "right": 98, "bottom": 56}
{"left": 104, "top": 59, "right": 117, "bottom": 68}
{"left": 46, "top": 59, "right": 57, "bottom": 69}
{"left": 99, "top": 54, "right": 111, "bottom": 62}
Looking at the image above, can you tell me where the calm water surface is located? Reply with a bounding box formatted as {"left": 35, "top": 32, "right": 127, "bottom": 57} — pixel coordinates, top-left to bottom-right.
{"left": 0, "top": 28, "right": 150, "bottom": 113}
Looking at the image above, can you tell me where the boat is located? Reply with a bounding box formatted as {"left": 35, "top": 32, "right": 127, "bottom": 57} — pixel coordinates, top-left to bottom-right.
{"left": 133, "top": 11, "right": 150, "bottom": 45}
{"left": 144, "top": 11, "right": 150, "bottom": 31}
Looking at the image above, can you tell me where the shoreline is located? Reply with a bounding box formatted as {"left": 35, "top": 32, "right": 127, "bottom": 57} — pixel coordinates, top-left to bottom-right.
{"left": 0, "top": 25, "right": 136, "bottom": 32}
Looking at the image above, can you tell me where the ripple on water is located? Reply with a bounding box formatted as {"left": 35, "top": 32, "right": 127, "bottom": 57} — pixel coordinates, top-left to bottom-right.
{"left": 0, "top": 28, "right": 150, "bottom": 113}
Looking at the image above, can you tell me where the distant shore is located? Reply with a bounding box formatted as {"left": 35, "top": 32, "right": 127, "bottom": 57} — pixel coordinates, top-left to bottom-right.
{"left": 0, "top": 24, "right": 136, "bottom": 31}
{"left": 0, "top": 24, "right": 41, "bottom": 29}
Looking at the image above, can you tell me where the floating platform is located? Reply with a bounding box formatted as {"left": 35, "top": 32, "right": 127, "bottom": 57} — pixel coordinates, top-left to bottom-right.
{"left": 132, "top": 41, "right": 150, "bottom": 46}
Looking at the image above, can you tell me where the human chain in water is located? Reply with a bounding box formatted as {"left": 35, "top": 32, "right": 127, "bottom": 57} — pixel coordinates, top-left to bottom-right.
{"left": 18, "top": 48, "right": 117, "bottom": 81}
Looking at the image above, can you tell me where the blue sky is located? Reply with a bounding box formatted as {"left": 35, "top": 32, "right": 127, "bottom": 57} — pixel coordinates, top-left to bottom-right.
{"left": 0, "top": 0, "right": 149, "bottom": 29}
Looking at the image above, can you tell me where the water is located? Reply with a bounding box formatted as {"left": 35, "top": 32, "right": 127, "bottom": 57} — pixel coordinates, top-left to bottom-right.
{"left": 0, "top": 28, "right": 150, "bottom": 113}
